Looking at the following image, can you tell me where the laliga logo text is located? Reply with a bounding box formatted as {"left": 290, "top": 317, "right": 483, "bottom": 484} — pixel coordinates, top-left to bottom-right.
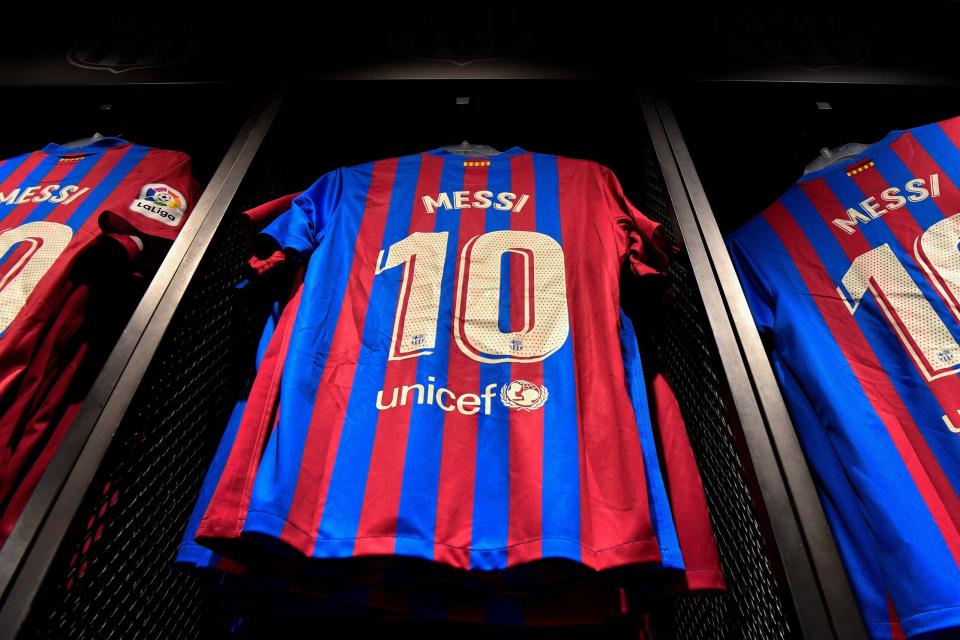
{"left": 129, "top": 183, "right": 187, "bottom": 227}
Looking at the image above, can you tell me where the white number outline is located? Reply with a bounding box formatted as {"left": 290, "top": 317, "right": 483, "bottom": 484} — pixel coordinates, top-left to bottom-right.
{"left": 0, "top": 221, "right": 73, "bottom": 333}
{"left": 376, "top": 229, "right": 570, "bottom": 364}
{"left": 838, "top": 213, "right": 960, "bottom": 382}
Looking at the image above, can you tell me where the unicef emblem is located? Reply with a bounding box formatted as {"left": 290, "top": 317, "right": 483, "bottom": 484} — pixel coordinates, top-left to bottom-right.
{"left": 500, "top": 380, "right": 549, "bottom": 411}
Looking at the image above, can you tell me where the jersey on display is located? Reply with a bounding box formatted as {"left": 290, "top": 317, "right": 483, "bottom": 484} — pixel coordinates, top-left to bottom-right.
{"left": 179, "top": 147, "right": 724, "bottom": 624}
{"left": 727, "top": 116, "right": 960, "bottom": 640}
{"left": 0, "top": 137, "right": 198, "bottom": 546}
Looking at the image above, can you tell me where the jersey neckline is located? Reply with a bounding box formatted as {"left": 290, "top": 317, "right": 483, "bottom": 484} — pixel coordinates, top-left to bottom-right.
{"left": 797, "top": 128, "right": 906, "bottom": 183}
{"left": 426, "top": 146, "right": 528, "bottom": 160}
{"left": 42, "top": 137, "right": 130, "bottom": 158}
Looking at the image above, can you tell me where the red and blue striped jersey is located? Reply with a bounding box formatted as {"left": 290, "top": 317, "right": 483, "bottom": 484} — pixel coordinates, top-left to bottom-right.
{"left": 0, "top": 137, "right": 197, "bottom": 545}
{"left": 193, "top": 148, "right": 722, "bottom": 587}
{"left": 727, "top": 115, "right": 960, "bottom": 640}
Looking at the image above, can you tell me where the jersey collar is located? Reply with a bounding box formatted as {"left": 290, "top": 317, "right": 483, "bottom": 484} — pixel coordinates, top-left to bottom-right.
{"left": 427, "top": 146, "right": 528, "bottom": 161}
{"left": 42, "top": 137, "right": 130, "bottom": 157}
{"left": 797, "top": 128, "right": 906, "bottom": 183}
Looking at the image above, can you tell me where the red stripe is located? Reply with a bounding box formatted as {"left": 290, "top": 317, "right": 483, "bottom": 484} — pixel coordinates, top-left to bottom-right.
{"left": 843, "top": 157, "right": 960, "bottom": 535}
{"left": 846, "top": 150, "right": 923, "bottom": 244}
{"left": 0, "top": 153, "right": 105, "bottom": 404}
{"left": 888, "top": 595, "right": 906, "bottom": 640}
{"left": 557, "top": 158, "right": 656, "bottom": 567}
{"left": 891, "top": 132, "right": 960, "bottom": 323}
{"left": 505, "top": 153, "right": 545, "bottom": 566}
{"left": 0, "top": 157, "right": 78, "bottom": 230}
{"left": 651, "top": 372, "right": 725, "bottom": 591}
{"left": 48, "top": 146, "right": 132, "bottom": 225}
{"left": 432, "top": 163, "right": 488, "bottom": 568}
{"left": 280, "top": 159, "right": 400, "bottom": 554}
{"left": 893, "top": 133, "right": 960, "bottom": 327}
{"left": 389, "top": 255, "right": 417, "bottom": 359}
{"left": 764, "top": 200, "right": 960, "bottom": 569}
{"left": 0, "top": 242, "right": 39, "bottom": 293}
{"left": 197, "top": 283, "right": 304, "bottom": 539}
{"left": 0, "top": 153, "right": 46, "bottom": 230}
{"left": 798, "top": 180, "right": 874, "bottom": 257}
{"left": 936, "top": 116, "right": 960, "bottom": 149}
{"left": 353, "top": 153, "right": 444, "bottom": 556}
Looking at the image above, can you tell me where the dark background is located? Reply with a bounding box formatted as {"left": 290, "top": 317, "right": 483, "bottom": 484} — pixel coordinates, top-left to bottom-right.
{"left": 6, "top": 5, "right": 957, "bottom": 639}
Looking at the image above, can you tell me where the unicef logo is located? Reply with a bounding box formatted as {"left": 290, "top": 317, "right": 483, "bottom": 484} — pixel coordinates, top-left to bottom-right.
{"left": 500, "top": 380, "right": 549, "bottom": 411}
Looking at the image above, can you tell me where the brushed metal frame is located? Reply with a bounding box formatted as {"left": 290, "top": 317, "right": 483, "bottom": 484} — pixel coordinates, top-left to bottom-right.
{"left": 641, "top": 92, "right": 868, "bottom": 640}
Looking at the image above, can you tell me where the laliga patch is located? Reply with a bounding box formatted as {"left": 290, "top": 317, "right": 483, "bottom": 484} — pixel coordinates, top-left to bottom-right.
{"left": 129, "top": 184, "right": 186, "bottom": 227}
{"left": 500, "top": 380, "right": 549, "bottom": 411}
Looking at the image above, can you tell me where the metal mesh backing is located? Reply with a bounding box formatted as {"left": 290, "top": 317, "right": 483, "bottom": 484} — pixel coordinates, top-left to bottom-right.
{"left": 17, "top": 181, "right": 283, "bottom": 640}
{"left": 629, "top": 144, "right": 792, "bottom": 640}
{"left": 18, "top": 106, "right": 793, "bottom": 639}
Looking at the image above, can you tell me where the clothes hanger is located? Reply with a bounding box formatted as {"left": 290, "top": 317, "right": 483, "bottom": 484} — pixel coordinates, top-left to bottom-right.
{"left": 803, "top": 141, "right": 872, "bottom": 175}
{"left": 59, "top": 132, "right": 107, "bottom": 148}
{"left": 442, "top": 140, "right": 501, "bottom": 157}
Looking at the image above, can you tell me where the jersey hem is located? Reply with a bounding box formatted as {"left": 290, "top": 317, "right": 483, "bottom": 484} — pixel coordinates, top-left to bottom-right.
{"left": 899, "top": 603, "right": 960, "bottom": 638}
{"left": 674, "top": 569, "right": 727, "bottom": 593}
{"left": 237, "top": 509, "right": 662, "bottom": 572}
{"left": 174, "top": 542, "right": 213, "bottom": 567}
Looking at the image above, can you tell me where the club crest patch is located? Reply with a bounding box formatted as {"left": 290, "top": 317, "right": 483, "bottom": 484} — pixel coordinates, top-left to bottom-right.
{"left": 129, "top": 184, "right": 187, "bottom": 227}
{"left": 500, "top": 380, "right": 549, "bottom": 411}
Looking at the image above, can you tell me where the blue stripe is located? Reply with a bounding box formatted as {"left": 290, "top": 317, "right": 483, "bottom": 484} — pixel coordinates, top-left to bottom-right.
{"left": 394, "top": 160, "right": 466, "bottom": 559}
{"left": 314, "top": 154, "right": 422, "bottom": 556}
{"left": 0, "top": 153, "right": 35, "bottom": 215}
{"left": 498, "top": 252, "right": 512, "bottom": 332}
{"left": 533, "top": 153, "right": 581, "bottom": 561}
{"left": 619, "top": 309, "right": 683, "bottom": 570}
{"left": 471, "top": 159, "right": 512, "bottom": 569}
{"left": 822, "top": 167, "right": 956, "bottom": 332}
{"left": 65, "top": 145, "right": 147, "bottom": 231}
{"left": 21, "top": 152, "right": 113, "bottom": 226}
{"left": 246, "top": 163, "right": 376, "bottom": 537}
{"left": 1, "top": 154, "right": 61, "bottom": 219}
{"left": 775, "top": 190, "right": 960, "bottom": 610}
{"left": 866, "top": 147, "right": 960, "bottom": 492}
{"left": 0, "top": 152, "right": 61, "bottom": 340}
{"left": 867, "top": 144, "right": 942, "bottom": 229}
{"left": 820, "top": 171, "right": 960, "bottom": 358}
{"left": 771, "top": 353, "right": 893, "bottom": 639}
{"left": 822, "top": 169, "right": 960, "bottom": 493}
{"left": 175, "top": 298, "right": 286, "bottom": 568}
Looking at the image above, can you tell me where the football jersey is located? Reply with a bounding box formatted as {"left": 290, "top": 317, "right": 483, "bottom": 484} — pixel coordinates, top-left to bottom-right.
{"left": 727, "top": 116, "right": 960, "bottom": 639}
{"left": 192, "top": 148, "right": 723, "bottom": 586}
{"left": 176, "top": 194, "right": 635, "bottom": 627}
{"left": 0, "top": 137, "right": 198, "bottom": 545}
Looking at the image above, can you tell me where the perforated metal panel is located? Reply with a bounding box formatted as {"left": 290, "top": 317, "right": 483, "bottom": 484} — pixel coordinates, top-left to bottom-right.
{"left": 17, "top": 196, "right": 273, "bottom": 640}
{"left": 630, "top": 143, "right": 792, "bottom": 640}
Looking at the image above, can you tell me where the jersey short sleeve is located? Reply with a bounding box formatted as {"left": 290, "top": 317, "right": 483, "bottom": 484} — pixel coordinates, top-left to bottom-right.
{"left": 97, "top": 149, "right": 200, "bottom": 243}
{"left": 260, "top": 169, "right": 343, "bottom": 256}
{"left": 726, "top": 220, "right": 776, "bottom": 335}
{"left": 600, "top": 165, "right": 671, "bottom": 279}
{"left": 725, "top": 116, "right": 960, "bottom": 639}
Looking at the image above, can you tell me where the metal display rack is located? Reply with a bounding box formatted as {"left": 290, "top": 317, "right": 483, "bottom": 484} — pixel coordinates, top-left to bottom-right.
{"left": 0, "top": 78, "right": 875, "bottom": 640}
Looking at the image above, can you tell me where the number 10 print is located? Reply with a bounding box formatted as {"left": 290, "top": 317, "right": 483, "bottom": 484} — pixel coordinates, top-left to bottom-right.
{"left": 838, "top": 213, "right": 960, "bottom": 381}
{"left": 376, "top": 230, "right": 570, "bottom": 364}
